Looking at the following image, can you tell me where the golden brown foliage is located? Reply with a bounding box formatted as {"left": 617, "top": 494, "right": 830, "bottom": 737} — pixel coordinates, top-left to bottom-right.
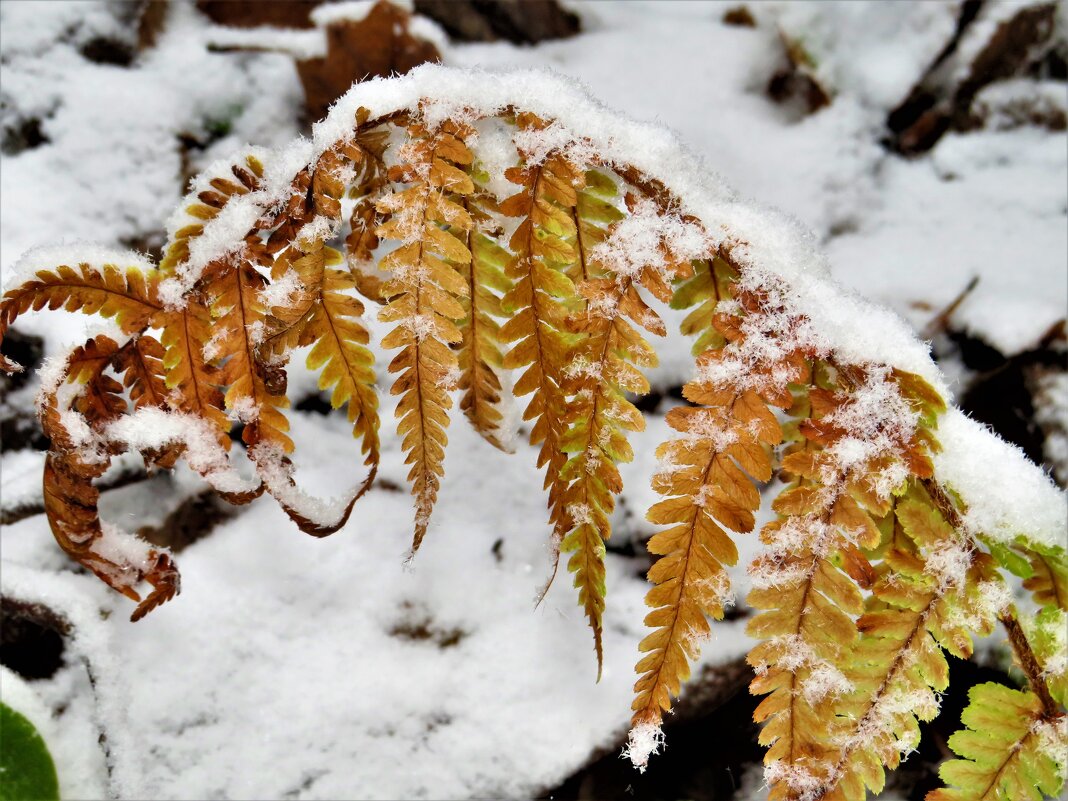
{"left": 376, "top": 118, "right": 475, "bottom": 552}
{"left": 1, "top": 87, "right": 1063, "bottom": 801}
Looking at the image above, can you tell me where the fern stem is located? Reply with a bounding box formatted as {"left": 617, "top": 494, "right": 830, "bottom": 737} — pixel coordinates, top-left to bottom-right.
{"left": 1000, "top": 611, "right": 1060, "bottom": 719}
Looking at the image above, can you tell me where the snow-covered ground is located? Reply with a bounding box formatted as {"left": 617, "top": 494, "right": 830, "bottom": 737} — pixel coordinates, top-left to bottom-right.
{"left": 1, "top": 2, "right": 1064, "bottom": 799}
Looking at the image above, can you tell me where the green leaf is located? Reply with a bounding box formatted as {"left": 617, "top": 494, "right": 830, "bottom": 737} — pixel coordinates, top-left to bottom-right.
{"left": 1026, "top": 607, "right": 1068, "bottom": 707}
{"left": 928, "top": 682, "right": 1065, "bottom": 801}
{"left": 985, "top": 541, "right": 1034, "bottom": 579}
{"left": 0, "top": 701, "right": 60, "bottom": 801}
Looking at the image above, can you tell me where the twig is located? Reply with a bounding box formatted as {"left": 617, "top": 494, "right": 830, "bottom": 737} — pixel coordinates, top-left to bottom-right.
{"left": 921, "top": 275, "right": 979, "bottom": 340}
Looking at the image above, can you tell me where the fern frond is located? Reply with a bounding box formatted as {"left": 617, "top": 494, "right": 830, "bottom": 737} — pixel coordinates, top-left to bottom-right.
{"left": 1024, "top": 606, "right": 1068, "bottom": 708}
{"left": 344, "top": 108, "right": 391, "bottom": 286}
{"left": 629, "top": 279, "right": 816, "bottom": 765}
{"left": 747, "top": 386, "right": 902, "bottom": 798}
{"left": 257, "top": 239, "right": 334, "bottom": 359}
{"left": 560, "top": 180, "right": 694, "bottom": 671}
{"left": 0, "top": 263, "right": 161, "bottom": 373}
{"left": 455, "top": 174, "right": 512, "bottom": 450}
{"left": 748, "top": 481, "right": 874, "bottom": 799}
{"left": 111, "top": 334, "right": 183, "bottom": 469}
{"left": 208, "top": 263, "right": 293, "bottom": 451}
{"left": 1023, "top": 548, "right": 1068, "bottom": 611}
{"left": 673, "top": 255, "right": 739, "bottom": 355}
{"left": 816, "top": 487, "right": 1005, "bottom": 801}
{"left": 113, "top": 334, "right": 169, "bottom": 411}
{"left": 63, "top": 334, "right": 127, "bottom": 427}
{"left": 38, "top": 340, "right": 182, "bottom": 621}
{"left": 566, "top": 169, "right": 623, "bottom": 283}
{"left": 160, "top": 153, "right": 264, "bottom": 274}
{"left": 159, "top": 299, "right": 230, "bottom": 446}
{"left": 928, "top": 683, "right": 1066, "bottom": 801}
{"left": 630, "top": 392, "right": 780, "bottom": 739}
{"left": 304, "top": 265, "right": 380, "bottom": 468}
{"left": 498, "top": 113, "right": 585, "bottom": 566}
{"left": 631, "top": 309, "right": 804, "bottom": 756}
{"left": 376, "top": 118, "right": 475, "bottom": 552}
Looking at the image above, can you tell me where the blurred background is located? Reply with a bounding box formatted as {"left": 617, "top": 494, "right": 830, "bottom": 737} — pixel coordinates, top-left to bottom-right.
{"left": 1, "top": 2, "right": 1065, "bottom": 800}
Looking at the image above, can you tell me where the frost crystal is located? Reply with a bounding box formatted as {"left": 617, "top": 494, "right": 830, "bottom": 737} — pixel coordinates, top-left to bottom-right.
{"left": 591, "top": 198, "right": 708, "bottom": 282}
{"left": 763, "top": 760, "right": 826, "bottom": 801}
{"left": 1032, "top": 716, "right": 1068, "bottom": 769}
{"left": 260, "top": 268, "right": 303, "bottom": 309}
{"left": 923, "top": 540, "right": 973, "bottom": 592}
{"left": 623, "top": 721, "right": 666, "bottom": 772}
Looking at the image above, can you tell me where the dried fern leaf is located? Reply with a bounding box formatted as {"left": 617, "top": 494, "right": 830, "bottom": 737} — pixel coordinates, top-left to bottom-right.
{"left": 114, "top": 334, "right": 169, "bottom": 411}
{"left": 257, "top": 239, "right": 333, "bottom": 359}
{"left": 44, "top": 448, "right": 181, "bottom": 622}
{"left": 208, "top": 262, "right": 293, "bottom": 452}
{"left": 109, "top": 333, "right": 179, "bottom": 473}
{"left": 673, "top": 255, "right": 739, "bottom": 356}
{"left": 376, "top": 119, "right": 475, "bottom": 552}
{"left": 160, "top": 153, "right": 264, "bottom": 274}
{"left": 751, "top": 365, "right": 955, "bottom": 801}
{"left": 559, "top": 180, "right": 695, "bottom": 671}
{"left": 344, "top": 111, "right": 392, "bottom": 301}
{"left": 159, "top": 298, "right": 230, "bottom": 447}
{"left": 64, "top": 334, "right": 127, "bottom": 427}
{"left": 630, "top": 291, "right": 805, "bottom": 764}
{"left": 205, "top": 257, "right": 365, "bottom": 534}
{"left": 749, "top": 377, "right": 911, "bottom": 800}
{"left": 928, "top": 682, "right": 1066, "bottom": 801}
{"left": 498, "top": 114, "right": 585, "bottom": 560}
{"left": 629, "top": 280, "right": 811, "bottom": 753}
{"left": 38, "top": 341, "right": 181, "bottom": 621}
{"left": 304, "top": 265, "right": 381, "bottom": 469}
{"left": 631, "top": 394, "right": 779, "bottom": 730}
{"left": 455, "top": 178, "right": 512, "bottom": 451}
{"left": 0, "top": 263, "right": 161, "bottom": 373}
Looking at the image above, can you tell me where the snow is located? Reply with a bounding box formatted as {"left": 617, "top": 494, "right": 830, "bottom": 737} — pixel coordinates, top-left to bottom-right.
{"left": 0, "top": 562, "right": 141, "bottom": 795}
{"left": 5, "top": 406, "right": 755, "bottom": 799}
{"left": 760, "top": 1, "right": 962, "bottom": 111}
{"left": 259, "top": 267, "right": 303, "bottom": 308}
{"left": 591, "top": 198, "right": 708, "bottom": 282}
{"left": 924, "top": 540, "right": 976, "bottom": 592}
{"left": 973, "top": 78, "right": 1068, "bottom": 131}
{"left": 0, "top": 1, "right": 1065, "bottom": 798}
{"left": 826, "top": 126, "right": 1068, "bottom": 356}
{"left": 622, "top": 719, "right": 666, "bottom": 772}
{"left": 249, "top": 440, "right": 366, "bottom": 530}
{"left": 203, "top": 25, "right": 326, "bottom": 60}
{"left": 105, "top": 408, "right": 260, "bottom": 497}
{"left": 933, "top": 409, "right": 1068, "bottom": 551}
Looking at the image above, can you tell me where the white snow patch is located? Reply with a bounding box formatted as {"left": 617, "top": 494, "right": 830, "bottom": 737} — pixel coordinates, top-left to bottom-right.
{"left": 933, "top": 409, "right": 1067, "bottom": 551}
{"left": 623, "top": 720, "right": 665, "bottom": 772}
{"left": 203, "top": 25, "right": 326, "bottom": 60}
